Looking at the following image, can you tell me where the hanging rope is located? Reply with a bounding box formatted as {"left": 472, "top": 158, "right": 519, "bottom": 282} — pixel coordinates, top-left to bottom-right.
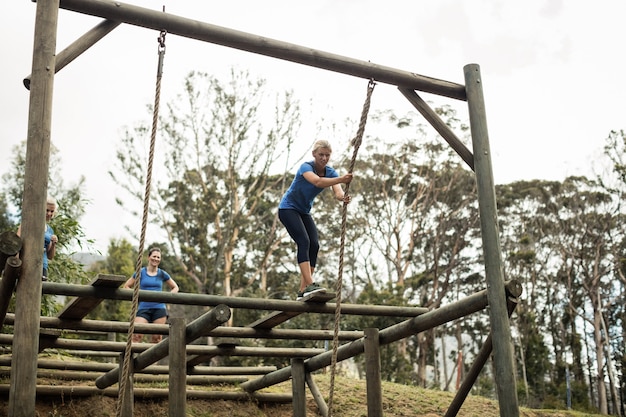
{"left": 115, "top": 30, "right": 167, "bottom": 417}
{"left": 327, "top": 79, "right": 375, "bottom": 417}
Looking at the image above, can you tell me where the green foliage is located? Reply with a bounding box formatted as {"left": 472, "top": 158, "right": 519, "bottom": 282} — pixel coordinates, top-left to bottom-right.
{"left": 1, "top": 141, "right": 92, "bottom": 316}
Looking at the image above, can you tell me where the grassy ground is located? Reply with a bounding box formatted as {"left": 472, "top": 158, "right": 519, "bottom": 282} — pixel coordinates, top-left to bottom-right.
{"left": 0, "top": 373, "right": 604, "bottom": 417}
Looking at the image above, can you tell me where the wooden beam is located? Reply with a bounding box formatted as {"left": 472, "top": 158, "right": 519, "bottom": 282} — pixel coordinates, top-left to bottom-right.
{"left": 42, "top": 282, "right": 429, "bottom": 317}
{"left": 445, "top": 297, "right": 519, "bottom": 417}
{"left": 0, "top": 385, "right": 293, "bottom": 402}
{"left": 57, "top": 0, "right": 466, "bottom": 101}
{"left": 241, "top": 281, "right": 521, "bottom": 393}
{"left": 0, "top": 357, "right": 276, "bottom": 375}
{"left": 398, "top": 88, "right": 474, "bottom": 170}
{"left": 38, "top": 274, "right": 126, "bottom": 351}
{"left": 0, "top": 257, "right": 22, "bottom": 327}
{"left": 96, "top": 304, "right": 231, "bottom": 389}
{"left": 306, "top": 373, "right": 328, "bottom": 417}
{"left": 24, "top": 19, "right": 121, "bottom": 90}
{"left": 248, "top": 292, "right": 336, "bottom": 330}
{"left": 0, "top": 231, "right": 22, "bottom": 274}
{"left": 57, "top": 274, "right": 126, "bottom": 319}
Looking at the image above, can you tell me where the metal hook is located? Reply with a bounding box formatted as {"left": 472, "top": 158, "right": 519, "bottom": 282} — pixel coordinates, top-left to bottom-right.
{"left": 157, "top": 30, "right": 167, "bottom": 53}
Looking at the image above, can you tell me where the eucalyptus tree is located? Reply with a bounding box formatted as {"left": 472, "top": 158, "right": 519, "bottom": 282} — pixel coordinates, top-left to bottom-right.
{"left": 601, "top": 129, "right": 626, "bottom": 414}
{"left": 332, "top": 107, "right": 481, "bottom": 387}
{"left": 549, "top": 176, "right": 623, "bottom": 414}
{"left": 111, "top": 69, "right": 302, "bottom": 301}
{"left": 496, "top": 179, "right": 564, "bottom": 405}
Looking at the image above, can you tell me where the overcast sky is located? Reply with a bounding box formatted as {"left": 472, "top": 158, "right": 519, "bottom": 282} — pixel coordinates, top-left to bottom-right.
{"left": 2, "top": 1, "right": 625, "bottom": 254}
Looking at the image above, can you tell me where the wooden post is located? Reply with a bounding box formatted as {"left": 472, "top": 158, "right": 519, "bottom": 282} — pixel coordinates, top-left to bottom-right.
{"left": 9, "top": 1, "right": 59, "bottom": 416}
{"left": 464, "top": 63, "right": 519, "bottom": 417}
{"left": 291, "top": 358, "right": 306, "bottom": 417}
{"left": 0, "top": 231, "right": 22, "bottom": 275}
{"left": 119, "top": 352, "right": 133, "bottom": 417}
{"left": 444, "top": 297, "right": 519, "bottom": 417}
{"left": 305, "top": 373, "right": 328, "bottom": 417}
{"left": 364, "top": 328, "right": 383, "bottom": 417}
{"left": 169, "top": 317, "right": 186, "bottom": 417}
{"left": 0, "top": 257, "right": 22, "bottom": 327}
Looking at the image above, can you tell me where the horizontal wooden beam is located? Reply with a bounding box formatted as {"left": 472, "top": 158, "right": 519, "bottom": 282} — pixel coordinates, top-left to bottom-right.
{"left": 4, "top": 313, "right": 364, "bottom": 341}
{"left": 58, "top": 0, "right": 466, "bottom": 100}
{"left": 42, "top": 282, "right": 429, "bottom": 317}
{"left": 0, "top": 384, "right": 292, "bottom": 402}
{"left": 0, "top": 356, "right": 276, "bottom": 375}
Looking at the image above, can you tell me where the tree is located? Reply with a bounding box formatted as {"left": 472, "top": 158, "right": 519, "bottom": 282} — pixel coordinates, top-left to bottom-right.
{"left": 111, "top": 69, "right": 303, "bottom": 305}
{"left": 1, "top": 141, "right": 91, "bottom": 315}
{"left": 336, "top": 107, "right": 481, "bottom": 387}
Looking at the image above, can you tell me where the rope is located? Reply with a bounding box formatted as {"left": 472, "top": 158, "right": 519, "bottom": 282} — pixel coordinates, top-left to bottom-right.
{"left": 327, "top": 79, "right": 375, "bottom": 416}
{"left": 115, "top": 30, "right": 167, "bottom": 417}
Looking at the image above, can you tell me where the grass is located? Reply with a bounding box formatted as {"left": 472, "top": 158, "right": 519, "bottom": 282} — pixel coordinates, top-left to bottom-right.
{"left": 0, "top": 372, "right": 605, "bottom": 417}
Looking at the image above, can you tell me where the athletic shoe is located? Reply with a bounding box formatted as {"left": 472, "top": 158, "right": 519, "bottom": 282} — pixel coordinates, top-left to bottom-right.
{"left": 296, "top": 282, "right": 327, "bottom": 300}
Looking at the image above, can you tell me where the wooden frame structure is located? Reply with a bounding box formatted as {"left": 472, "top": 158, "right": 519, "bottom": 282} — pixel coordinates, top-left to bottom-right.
{"left": 10, "top": 1, "right": 519, "bottom": 416}
{"left": 0, "top": 274, "right": 522, "bottom": 416}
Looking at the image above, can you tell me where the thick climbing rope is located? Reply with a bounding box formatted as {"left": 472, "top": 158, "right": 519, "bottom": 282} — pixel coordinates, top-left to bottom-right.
{"left": 115, "top": 30, "right": 167, "bottom": 417}
{"left": 327, "top": 79, "right": 375, "bottom": 416}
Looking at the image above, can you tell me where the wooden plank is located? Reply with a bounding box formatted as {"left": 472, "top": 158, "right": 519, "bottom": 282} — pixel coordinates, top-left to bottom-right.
{"left": 39, "top": 274, "right": 126, "bottom": 351}
{"left": 187, "top": 293, "right": 336, "bottom": 368}
{"left": 247, "top": 292, "right": 335, "bottom": 330}
{"left": 56, "top": 274, "right": 126, "bottom": 319}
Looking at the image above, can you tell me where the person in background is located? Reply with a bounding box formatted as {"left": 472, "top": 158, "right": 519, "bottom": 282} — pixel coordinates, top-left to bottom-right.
{"left": 278, "top": 139, "right": 352, "bottom": 300}
{"left": 123, "top": 247, "right": 179, "bottom": 343}
{"left": 17, "top": 195, "right": 58, "bottom": 281}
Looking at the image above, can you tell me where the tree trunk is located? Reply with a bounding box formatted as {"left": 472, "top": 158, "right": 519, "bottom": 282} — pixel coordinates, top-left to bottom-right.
{"left": 593, "top": 305, "right": 608, "bottom": 414}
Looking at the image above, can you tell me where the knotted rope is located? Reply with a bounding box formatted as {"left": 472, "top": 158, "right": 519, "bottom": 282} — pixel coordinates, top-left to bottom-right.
{"left": 116, "top": 30, "right": 167, "bottom": 417}
{"left": 327, "top": 79, "right": 375, "bottom": 416}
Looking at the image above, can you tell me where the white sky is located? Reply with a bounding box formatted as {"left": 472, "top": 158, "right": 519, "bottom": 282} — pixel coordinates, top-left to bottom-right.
{"left": 2, "top": 0, "right": 625, "bottom": 254}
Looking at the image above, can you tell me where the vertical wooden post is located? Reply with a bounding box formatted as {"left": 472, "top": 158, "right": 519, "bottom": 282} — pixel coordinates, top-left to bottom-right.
{"left": 8, "top": 1, "right": 59, "bottom": 416}
{"left": 464, "top": 63, "right": 519, "bottom": 417}
{"left": 364, "top": 328, "right": 383, "bottom": 417}
{"left": 292, "top": 358, "right": 306, "bottom": 417}
{"left": 120, "top": 352, "right": 134, "bottom": 417}
{"left": 169, "top": 317, "right": 187, "bottom": 417}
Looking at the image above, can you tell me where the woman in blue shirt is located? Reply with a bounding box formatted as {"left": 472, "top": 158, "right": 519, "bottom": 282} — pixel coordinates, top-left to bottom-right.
{"left": 123, "top": 247, "right": 179, "bottom": 343}
{"left": 278, "top": 140, "right": 352, "bottom": 300}
{"left": 17, "top": 196, "right": 58, "bottom": 280}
